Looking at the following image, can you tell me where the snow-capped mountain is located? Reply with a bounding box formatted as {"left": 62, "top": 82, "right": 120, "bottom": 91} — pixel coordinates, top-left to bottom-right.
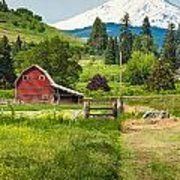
{"left": 53, "top": 0, "right": 180, "bottom": 30}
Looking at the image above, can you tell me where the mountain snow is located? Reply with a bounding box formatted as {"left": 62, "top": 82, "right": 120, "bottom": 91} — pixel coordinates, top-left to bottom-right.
{"left": 53, "top": 0, "right": 180, "bottom": 30}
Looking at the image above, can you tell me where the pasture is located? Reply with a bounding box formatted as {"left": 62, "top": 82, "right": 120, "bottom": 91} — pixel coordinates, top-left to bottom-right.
{"left": 0, "top": 102, "right": 179, "bottom": 179}
{"left": 0, "top": 114, "right": 121, "bottom": 179}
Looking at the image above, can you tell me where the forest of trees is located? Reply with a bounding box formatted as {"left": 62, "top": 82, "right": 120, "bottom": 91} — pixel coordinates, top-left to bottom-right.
{"left": 88, "top": 14, "right": 180, "bottom": 92}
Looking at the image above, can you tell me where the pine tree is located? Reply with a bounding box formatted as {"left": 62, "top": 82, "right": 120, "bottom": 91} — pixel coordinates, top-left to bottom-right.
{"left": 13, "top": 35, "right": 23, "bottom": 55}
{"left": 0, "top": 36, "right": 16, "bottom": 89}
{"left": 119, "top": 13, "right": 133, "bottom": 63}
{"left": 142, "top": 16, "right": 151, "bottom": 36}
{"left": 147, "top": 59, "right": 175, "bottom": 92}
{"left": 175, "top": 24, "right": 180, "bottom": 68}
{"left": 0, "top": 0, "right": 8, "bottom": 12}
{"left": 88, "top": 17, "right": 108, "bottom": 55}
{"left": 114, "top": 37, "right": 120, "bottom": 64}
{"left": 163, "top": 23, "right": 177, "bottom": 68}
{"left": 141, "top": 16, "right": 155, "bottom": 53}
{"left": 105, "top": 37, "right": 116, "bottom": 64}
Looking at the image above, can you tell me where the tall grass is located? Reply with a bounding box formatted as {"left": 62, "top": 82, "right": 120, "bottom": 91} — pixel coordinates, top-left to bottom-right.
{"left": 0, "top": 115, "right": 121, "bottom": 179}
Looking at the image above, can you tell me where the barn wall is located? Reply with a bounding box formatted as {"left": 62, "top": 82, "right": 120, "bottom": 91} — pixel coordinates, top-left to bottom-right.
{"left": 16, "top": 67, "right": 54, "bottom": 103}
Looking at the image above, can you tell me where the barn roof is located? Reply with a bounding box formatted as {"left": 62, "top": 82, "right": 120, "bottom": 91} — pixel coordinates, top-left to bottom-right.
{"left": 15, "top": 65, "right": 84, "bottom": 97}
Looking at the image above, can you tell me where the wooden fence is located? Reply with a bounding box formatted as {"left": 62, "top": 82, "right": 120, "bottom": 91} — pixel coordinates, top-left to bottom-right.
{"left": 83, "top": 99, "right": 124, "bottom": 119}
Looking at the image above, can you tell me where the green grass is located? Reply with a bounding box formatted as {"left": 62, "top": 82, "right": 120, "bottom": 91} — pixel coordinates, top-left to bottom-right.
{"left": 0, "top": 103, "right": 81, "bottom": 111}
{"left": 0, "top": 11, "right": 82, "bottom": 45}
{"left": 0, "top": 115, "right": 121, "bottom": 179}
{"left": 0, "top": 89, "right": 14, "bottom": 99}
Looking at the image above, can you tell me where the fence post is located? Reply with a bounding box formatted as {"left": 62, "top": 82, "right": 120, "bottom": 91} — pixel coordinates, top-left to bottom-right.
{"left": 112, "top": 101, "right": 118, "bottom": 119}
{"left": 117, "top": 98, "right": 124, "bottom": 115}
{"left": 83, "top": 101, "right": 90, "bottom": 119}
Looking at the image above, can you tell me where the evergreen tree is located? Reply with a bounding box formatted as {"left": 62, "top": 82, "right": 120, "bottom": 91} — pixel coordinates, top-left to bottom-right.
{"left": 0, "top": 36, "right": 16, "bottom": 89}
{"left": 175, "top": 24, "right": 180, "bottom": 68}
{"left": 105, "top": 37, "right": 116, "bottom": 64}
{"left": 142, "top": 16, "right": 151, "bottom": 36}
{"left": 88, "top": 17, "right": 108, "bottom": 55}
{"left": 119, "top": 13, "right": 133, "bottom": 63}
{"left": 133, "top": 16, "right": 155, "bottom": 54}
{"left": 0, "top": 0, "right": 8, "bottom": 12}
{"left": 163, "top": 23, "right": 177, "bottom": 68}
{"left": 114, "top": 37, "right": 120, "bottom": 64}
{"left": 13, "top": 35, "right": 23, "bottom": 55}
{"left": 147, "top": 59, "right": 175, "bottom": 92}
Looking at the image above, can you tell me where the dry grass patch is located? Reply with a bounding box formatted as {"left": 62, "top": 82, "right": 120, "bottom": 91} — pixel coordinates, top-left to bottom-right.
{"left": 120, "top": 118, "right": 180, "bottom": 180}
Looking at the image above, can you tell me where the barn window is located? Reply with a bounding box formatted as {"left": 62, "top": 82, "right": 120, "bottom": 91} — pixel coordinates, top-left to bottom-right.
{"left": 23, "top": 75, "right": 29, "bottom": 81}
{"left": 39, "top": 75, "right": 45, "bottom": 81}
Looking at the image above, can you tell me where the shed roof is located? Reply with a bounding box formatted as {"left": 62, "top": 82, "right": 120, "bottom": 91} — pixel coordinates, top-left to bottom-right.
{"left": 15, "top": 65, "right": 84, "bottom": 97}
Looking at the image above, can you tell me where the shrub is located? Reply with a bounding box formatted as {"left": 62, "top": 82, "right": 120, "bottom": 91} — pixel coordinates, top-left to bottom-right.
{"left": 87, "top": 74, "right": 110, "bottom": 92}
{"left": 125, "top": 51, "right": 156, "bottom": 85}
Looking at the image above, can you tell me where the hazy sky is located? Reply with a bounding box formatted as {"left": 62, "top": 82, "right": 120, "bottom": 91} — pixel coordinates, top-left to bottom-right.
{"left": 6, "top": 0, "right": 180, "bottom": 24}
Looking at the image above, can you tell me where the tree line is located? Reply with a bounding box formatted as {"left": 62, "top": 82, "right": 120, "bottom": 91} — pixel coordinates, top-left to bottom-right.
{"left": 87, "top": 14, "right": 180, "bottom": 92}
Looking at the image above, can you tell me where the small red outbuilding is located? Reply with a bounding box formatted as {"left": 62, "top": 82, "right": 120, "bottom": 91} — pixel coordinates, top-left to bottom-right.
{"left": 15, "top": 65, "right": 84, "bottom": 103}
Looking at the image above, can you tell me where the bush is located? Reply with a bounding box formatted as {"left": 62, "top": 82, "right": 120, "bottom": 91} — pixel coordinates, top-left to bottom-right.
{"left": 87, "top": 74, "right": 110, "bottom": 92}
{"left": 125, "top": 51, "right": 156, "bottom": 85}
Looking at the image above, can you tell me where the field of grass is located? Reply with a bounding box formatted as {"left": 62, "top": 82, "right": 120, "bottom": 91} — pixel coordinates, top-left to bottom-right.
{"left": 120, "top": 118, "right": 180, "bottom": 180}
{"left": 0, "top": 114, "right": 121, "bottom": 179}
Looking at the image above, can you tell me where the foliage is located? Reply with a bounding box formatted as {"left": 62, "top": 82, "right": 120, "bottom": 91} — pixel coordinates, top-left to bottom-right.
{"left": 0, "top": 89, "right": 13, "bottom": 99}
{"left": 105, "top": 37, "right": 116, "bottom": 64}
{"left": 87, "top": 74, "right": 110, "bottom": 92}
{"left": 133, "top": 16, "right": 156, "bottom": 54}
{"left": 125, "top": 51, "right": 156, "bottom": 85}
{"left": 0, "top": 0, "right": 8, "bottom": 12}
{"left": 147, "top": 59, "right": 175, "bottom": 92}
{"left": 88, "top": 17, "right": 108, "bottom": 55}
{"left": 0, "top": 36, "right": 16, "bottom": 89}
{"left": 175, "top": 24, "right": 180, "bottom": 68}
{"left": 15, "top": 36, "right": 82, "bottom": 87}
{"left": 163, "top": 23, "right": 177, "bottom": 68}
{"left": 119, "top": 13, "right": 134, "bottom": 64}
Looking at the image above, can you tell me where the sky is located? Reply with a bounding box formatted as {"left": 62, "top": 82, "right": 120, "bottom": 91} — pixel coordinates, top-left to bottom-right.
{"left": 6, "top": 0, "right": 180, "bottom": 24}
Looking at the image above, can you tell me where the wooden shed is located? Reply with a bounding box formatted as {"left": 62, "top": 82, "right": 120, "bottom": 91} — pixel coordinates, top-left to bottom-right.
{"left": 15, "top": 65, "right": 84, "bottom": 103}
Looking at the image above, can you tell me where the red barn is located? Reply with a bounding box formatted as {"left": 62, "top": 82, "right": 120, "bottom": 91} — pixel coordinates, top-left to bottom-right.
{"left": 15, "top": 65, "right": 84, "bottom": 103}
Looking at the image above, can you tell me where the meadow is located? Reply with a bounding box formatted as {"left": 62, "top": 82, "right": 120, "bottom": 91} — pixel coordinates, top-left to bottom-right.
{"left": 0, "top": 114, "right": 121, "bottom": 179}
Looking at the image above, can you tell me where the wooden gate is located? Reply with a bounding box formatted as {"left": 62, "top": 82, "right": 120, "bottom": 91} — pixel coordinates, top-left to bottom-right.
{"left": 83, "top": 99, "right": 123, "bottom": 119}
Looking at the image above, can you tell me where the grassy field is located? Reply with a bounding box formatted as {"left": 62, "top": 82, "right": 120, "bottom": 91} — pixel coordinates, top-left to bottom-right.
{"left": 120, "top": 118, "right": 180, "bottom": 180}
{"left": 0, "top": 115, "right": 121, "bottom": 179}
{"left": 0, "top": 104, "right": 179, "bottom": 179}
{"left": 0, "top": 11, "right": 82, "bottom": 45}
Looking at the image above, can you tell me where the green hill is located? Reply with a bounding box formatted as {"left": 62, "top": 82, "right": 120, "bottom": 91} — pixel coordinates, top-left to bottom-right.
{"left": 0, "top": 9, "right": 81, "bottom": 45}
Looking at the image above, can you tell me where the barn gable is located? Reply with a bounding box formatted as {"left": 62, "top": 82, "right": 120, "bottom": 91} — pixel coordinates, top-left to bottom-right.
{"left": 15, "top": 65, "right": 84, "bottom": 103}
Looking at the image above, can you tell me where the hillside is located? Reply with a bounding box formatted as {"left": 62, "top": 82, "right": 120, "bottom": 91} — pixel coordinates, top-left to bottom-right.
{"left": 0, "top": 10, "right": 82, "bottom": 45}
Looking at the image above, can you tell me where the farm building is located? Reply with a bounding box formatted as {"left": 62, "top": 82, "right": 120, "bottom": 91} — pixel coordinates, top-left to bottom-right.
{"left": 15, "top": 65, "right": 84, "bottom": 103}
